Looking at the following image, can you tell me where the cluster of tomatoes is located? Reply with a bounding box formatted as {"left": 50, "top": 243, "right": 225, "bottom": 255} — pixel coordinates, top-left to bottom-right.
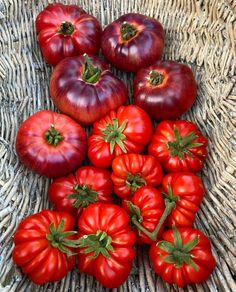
{"left": 12, "top": 3, "right": 216, "bottom": 289}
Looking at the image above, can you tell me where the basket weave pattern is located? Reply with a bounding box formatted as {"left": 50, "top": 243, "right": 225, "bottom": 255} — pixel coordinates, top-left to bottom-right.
{"left": 0, "top": 0, "right": 235, "bottom": 291}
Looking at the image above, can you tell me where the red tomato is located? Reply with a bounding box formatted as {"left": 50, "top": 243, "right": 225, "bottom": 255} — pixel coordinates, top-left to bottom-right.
{"left": 124, "top": 186, "right": 165, "bottom": 244}
{"left": 48, "top": 166, "right": 113, "bottom": 218}
{"left": 15, "top": 110, "right": 87, "bottom": 178}
{"left": 12, "top": 210, "right": 79, "bottom": 284}
{"left": 148, "top": 120, "right": 208, "bottom": 173}
{"left": 36, "top": 3, "right": 102, "bottom": 66}
{"left": 149, "top": 226, "right": 216, "bottom": 287}
{"left": 161, "top": 172, "right": 204, "bottom": 227}
{"left": 101, "top": 13, "right": 164, "bottom": 72}
{"left": 50, "top": 55, "right": 128, "bottom": 125}
{"left": 134, "top": 61, "right": 197, "bottom": 120}
{"left": 88, "top": 105, "right": 153, "bottom": 168}
{"left": 77, "top": 203, "right": 136, "bottom": 288}
{"left": 111, "top": 153, "right": 163, "bottom": 199}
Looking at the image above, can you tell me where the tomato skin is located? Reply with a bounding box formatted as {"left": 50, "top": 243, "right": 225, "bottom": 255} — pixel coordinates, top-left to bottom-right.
{"left": 77, "top": 203, "right": 136, "bottom": 288}
{"left": 16, "top": 110, "right": 87, "bottom": 178}
{"left": 134, "top": 61, "right": 197, "bottom": 120}
{"left": 124, "top": 186, "right": 165, "bottom": 244}
{"left": 48, "top": 166, "right": 113, "bottom": 217}
{"left": 149, "top": 227, "right": 216, "bottom": 287}
{"left": 111, "top": 153, "right": 163, "bottom": 199}
{"left": 148, "top": 120, "right": 208, "bottom": 173}
{"left": 50, "top": 55, "right": 128, "bottom": 125}
{"left": 101, "top": 13, "right": 164, "bottom": 72}
{"left": 12, "top": 210, "right": 77, "bottom": 285}
{"left": 36, "top": 3, "right": 102, "bottom": 66}
{"left": 88, "top": 105, "right": 153, "bottom": 168}
{"left": 162, "top": 172, "right": 204, "bottom": 227}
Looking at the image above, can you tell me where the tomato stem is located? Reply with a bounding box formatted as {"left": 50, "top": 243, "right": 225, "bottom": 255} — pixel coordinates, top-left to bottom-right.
{"left": 149, "top": 70, "right": 164, "bottom": 86}
{"left": 58, "top": 21, "right": 74, "bottom": 35}
{"left": 121, "top": 21, "right": 137, "bottom": 41}
{"left": 126, "top": 173, "right": 146, "bottom": 193}
{"left": 82, "top": 54, "right": 101, "bottom": 84}
{"left": 45, "top": 125, "right": 63, "bottom": 146}
{"left": 67, "top": 184, "right": 98, "bottom": 208}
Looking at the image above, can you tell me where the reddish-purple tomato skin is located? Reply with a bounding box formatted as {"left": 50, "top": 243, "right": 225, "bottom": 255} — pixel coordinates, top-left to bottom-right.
{"left": 134, "top": 61, "right": 197, "bottom": 120}
{"left": 50, "top": 55, "right": 128, "bottom": 125}
{"left": 101, "top": 13, "right": 164, "bottom": 72}
{"left": 36, "top": 3, "right": 102, "bottom": 66}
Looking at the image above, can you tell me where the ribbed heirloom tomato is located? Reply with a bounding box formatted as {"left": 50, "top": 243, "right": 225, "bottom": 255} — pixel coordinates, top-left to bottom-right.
{"left": 149, "top": 226, "right": 216, "bottom": 287}
{"left": 77, "top": 203, "right": 136, "bottom": 288}
{"left": 111, "top": 153, "right": 163, "bottom": 199}
{"left": 148, "top": 120, "right": 208, "bottom": 173}
{"left": 134, "top": 60, "right": 197, "bottom": 120}
{"left": 36, "top": 3, "right": 102, "bottom": 66}
{"left": 88, "top": 105, "right": 153, "bottom": 168}
{"left": 102, "top": 13, "right": 164, "bottom": 72}
{"left": 50, "top": 55, "right": 128, "bottom": 125}
{"left": 12, "top": 210, "right": 80, "bottom": 284}
{"left": 48, "top": 166, "right": 113, "bottom": 218}
{"left": 16, "top": 110, "right": 87, "bottom": 177}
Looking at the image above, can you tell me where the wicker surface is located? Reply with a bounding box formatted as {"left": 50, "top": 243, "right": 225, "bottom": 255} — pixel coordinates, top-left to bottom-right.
{"left": 0, "top": 0, "right": 236, "bottom": 291}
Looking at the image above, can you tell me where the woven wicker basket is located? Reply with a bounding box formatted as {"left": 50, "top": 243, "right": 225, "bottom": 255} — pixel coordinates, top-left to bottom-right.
{"left": 0, "top": 0, "right": 235, "bottom": 291}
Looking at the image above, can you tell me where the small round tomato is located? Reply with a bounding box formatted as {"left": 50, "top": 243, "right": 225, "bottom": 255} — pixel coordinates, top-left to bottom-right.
{"left": 149, "top": 226, "right": 216, "bottom": 287}
{"left": 124, "top": 186, "right": 165, "bottom": 244}
{"left": 101, "top": 13, "right": 164, "bottom": 72}
{"left": 134, "top": 60, "right": 197, "bottom": 120}
{"left": 77, "top": 203, "right": 136, "bottom": 288}
{"left": 111, "top": 153, "right": 163, "bottom": 199}
{"left": 148, "top": 120, "right": 208, "bottom": 173}
{"left": 88, "top": 105, "right": 153, "bottom": 168}
{"left": 12, "top": 210, "right": 79, "bottom": 284}
{"left": 15, "top": 110, "right": 87, "bottom": 178}
{"left": 50, "top": 55, "right": 128, "bottom": 125}
{"left": 48, "top": 166, "right": 113, "bottom": 218}
{"left": 161, "top": 172, "right": 204, "bottom": 227}
{"left": 36, "top": 3, "right": 102, "bottom": 66}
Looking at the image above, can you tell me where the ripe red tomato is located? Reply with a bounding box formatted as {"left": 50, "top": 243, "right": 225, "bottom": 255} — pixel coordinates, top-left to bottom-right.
{"left": 12, "top": 210, "right": 79, "bottom": 284}
{"left": 77, "top": 203, "right": 136, "bottom": 288}
{"left": 161, "top": 172, "right": 204, "bottom": 227}
{"left": 16, "top": 110, "right": 87, "bottom": 177}
{"left": 101, "top": 13, "right": 164, "bottom": 72}
{"left": 149, "top": 226, "right": 216, "bottom": 287}
{"left": 36, "top": 3, "right": 102, "bottom": 66}
{"left": 50, "top": 55, "right": 128, "bottom": 125}
{"left": 148, "top": 120, "right": 208, "bottom": 173}
{"left": 134, "top": 61, "right": 197, "bottom": 120}
{"left": 88, "top": 105, "right": 153, "bottom": 168}
{"left": 48, "top": 166, "right": 113, "bottom": 217}
{"left": 124, "top": 186, "right": 165, "bottom": 244}
{"left": 111, "top": 153, "right": 163, "bottom": 199}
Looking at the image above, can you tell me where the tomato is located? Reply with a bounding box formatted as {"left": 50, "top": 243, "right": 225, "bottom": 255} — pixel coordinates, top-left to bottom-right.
{"left": 36, "top": 3, "right": 102, "bottom": 66}
{"left": 48, "top": 166, "right": 113, "bottom": 218}
{"left": 12, "top": 210, "right": 80, "bottom": 284}
{"left": 148, "top": 120, "right": 208, "bottom": 173}
{"left": 124, "top": 186, "right": 165, "bottom": 244}
{"left": 88, "top": 105, "right": 153, "bottom": 168}
{"left": 111, "top": 153, "right": 163, "bottom": 199}
{"left": 77, "top": 203, "right": 136, "bottom": 288}
{"left": 161, "top": 172, "right": 204, "bottom": 227}
{"left": 134, "top": 61, "right": 197, "bottom": 120}
{"left": 149, "top": 226, "right": 216, "bottom": 287}
{"left": 50, "top": 55, "right": 128, "bottom": 125}
{"left": 101, "top": 13, "right": 164, "bottom": 72}
{"left": 15, "top": 110, "right": 87, "bottom": 178}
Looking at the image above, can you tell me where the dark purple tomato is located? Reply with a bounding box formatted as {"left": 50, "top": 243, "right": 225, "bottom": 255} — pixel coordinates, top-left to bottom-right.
{"left": 101, "top": 13, "right": 164, "bottom": 72}
{"left": 134, "top": 61, "right": 197, "bottom": 120}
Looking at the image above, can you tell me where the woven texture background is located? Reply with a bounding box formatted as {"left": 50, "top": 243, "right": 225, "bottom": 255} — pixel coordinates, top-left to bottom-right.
{"left": 0, "top": 0, "right": 236, "bottom": 291}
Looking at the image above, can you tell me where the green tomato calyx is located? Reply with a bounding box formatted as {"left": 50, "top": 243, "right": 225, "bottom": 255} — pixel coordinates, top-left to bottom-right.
{"left": 58, "top": 21, "right": 74, "bottom": 35}
{"left": 45, "top": 125, "right": 63, "bottom": 146}
{"left": 121, "top": 21, "right": 137, "bottom": 41}
{"left": 67, "top": 184, "right": 98, "bottom": 208}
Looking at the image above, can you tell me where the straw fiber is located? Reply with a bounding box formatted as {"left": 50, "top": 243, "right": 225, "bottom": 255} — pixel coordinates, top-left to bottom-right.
{"left": 0, "top": 0, "right": 235, "bottom": 291}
